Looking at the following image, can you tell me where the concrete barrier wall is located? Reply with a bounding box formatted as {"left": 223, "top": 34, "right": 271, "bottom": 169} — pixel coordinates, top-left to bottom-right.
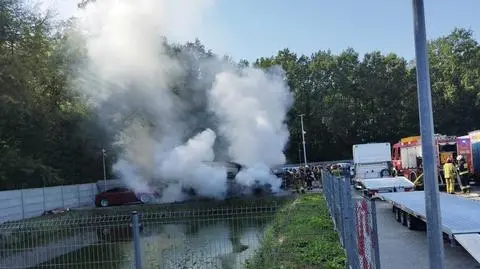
{"left": 0, "top": 183, "right": 98, "bottom": 224}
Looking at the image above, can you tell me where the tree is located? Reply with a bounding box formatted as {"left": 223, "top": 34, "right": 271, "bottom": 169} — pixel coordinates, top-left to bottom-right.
{"left": 1, "top": 0, "right": 479, "bottom": 189}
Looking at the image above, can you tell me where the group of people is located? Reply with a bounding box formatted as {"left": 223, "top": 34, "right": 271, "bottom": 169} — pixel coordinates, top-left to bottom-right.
{"left": 443, "top": 155, "right": 471, "bottom": 194}
{"left": 281, "top": 165, "right": 323, "bottom": 192}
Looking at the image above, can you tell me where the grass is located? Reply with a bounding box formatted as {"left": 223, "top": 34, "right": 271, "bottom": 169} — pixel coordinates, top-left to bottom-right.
{"left": 245, "top": 193, "right": 346, "bottom": 269}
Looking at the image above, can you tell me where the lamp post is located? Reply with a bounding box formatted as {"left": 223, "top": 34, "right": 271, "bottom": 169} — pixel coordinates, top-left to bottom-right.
{"left": 102, "top": 149, "right": 107, "bottom": 191}
{"left": 411, "top": 0, "right": 445, "bottom": 268}
{"left": 299, "top": 114, "right": 308, "bottom": 167}
{"left": 298, "top": 146, "right": 302, "bottom": 164}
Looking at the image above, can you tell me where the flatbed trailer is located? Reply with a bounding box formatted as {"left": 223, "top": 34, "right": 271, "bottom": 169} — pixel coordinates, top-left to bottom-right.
{"left": 379, "top": 191, "right": 480, "bottom": 263}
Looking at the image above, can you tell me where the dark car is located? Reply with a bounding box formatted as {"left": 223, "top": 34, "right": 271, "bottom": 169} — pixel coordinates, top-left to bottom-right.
{"left": 95, "top": 187, "right": 160, "bottom": 207}
{"left": 182, "top": 161, "right": 276, "bottom": 198}
{"left": 183, "top": 161, "right": 245, "bottom": 197}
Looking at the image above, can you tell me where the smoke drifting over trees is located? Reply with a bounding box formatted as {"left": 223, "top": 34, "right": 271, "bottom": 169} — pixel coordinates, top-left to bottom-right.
{"left": 66, "top": 0, "right": 293, "bottom": 201}
{"left": 2, "top": 0, "right": 480, "bottom": 193}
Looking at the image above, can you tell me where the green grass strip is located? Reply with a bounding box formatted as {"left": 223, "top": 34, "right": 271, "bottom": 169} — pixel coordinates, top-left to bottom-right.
{"left": 245, "top": 193, "right": 346, "bottom": 269}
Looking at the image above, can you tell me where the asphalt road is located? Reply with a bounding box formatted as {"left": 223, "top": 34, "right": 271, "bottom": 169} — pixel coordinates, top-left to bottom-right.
{"left": 375, "top": 200, "right": 480, "bottom": 269}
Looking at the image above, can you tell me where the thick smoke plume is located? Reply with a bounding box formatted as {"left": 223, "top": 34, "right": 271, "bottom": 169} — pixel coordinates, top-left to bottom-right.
{"left": 69, "top": 0, "right": 293, "bottom": 202}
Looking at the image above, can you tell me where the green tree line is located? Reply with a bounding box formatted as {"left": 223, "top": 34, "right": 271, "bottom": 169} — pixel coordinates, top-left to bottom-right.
{"left": 1, "top": 1, "right": 479, "bottom": 189}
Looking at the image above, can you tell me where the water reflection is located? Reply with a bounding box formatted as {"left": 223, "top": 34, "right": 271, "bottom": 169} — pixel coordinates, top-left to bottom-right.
{"left": 35, "top": 216, "right": 271, "bottom": 269}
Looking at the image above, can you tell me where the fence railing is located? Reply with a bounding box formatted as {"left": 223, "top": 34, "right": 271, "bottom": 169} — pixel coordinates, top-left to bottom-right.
{"left": 0, "top": 203, "right": 286, "bottom": 269}
{"left": 322, "top": 171, "right": 381, "bottom": 269}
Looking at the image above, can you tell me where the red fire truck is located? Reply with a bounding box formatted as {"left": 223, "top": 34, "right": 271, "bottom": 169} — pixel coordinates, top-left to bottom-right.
{"left": 391, "top": 134, "right": 457, "bottom": 183}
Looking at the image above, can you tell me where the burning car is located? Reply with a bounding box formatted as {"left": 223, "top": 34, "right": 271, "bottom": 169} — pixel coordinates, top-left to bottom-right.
{"left": 183, "top": 161, "right": 278, "bottom": 198}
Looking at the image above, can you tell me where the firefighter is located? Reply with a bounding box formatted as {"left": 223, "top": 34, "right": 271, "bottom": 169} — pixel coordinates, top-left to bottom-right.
{"left": 443, "top": 157, "right": 456, "bottom": 194}
{"left": 331, "top": 165, "right": 338, "bottom": 176}
{"left": 456, "top": 155, "right": 471, "bottom": 193}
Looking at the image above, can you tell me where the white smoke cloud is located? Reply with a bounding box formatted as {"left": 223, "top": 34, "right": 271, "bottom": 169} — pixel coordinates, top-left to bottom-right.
{"left": 209, "top": 68, "right": 292, "bottom": 193}
{"left": 157, "top": 129, "right": 228, "bottom": 201}
{"left": 68, "top": 0, "right": 292, "bottom": 202}
{"left": 209, "top": 68, "right": 292, "bottom": 167}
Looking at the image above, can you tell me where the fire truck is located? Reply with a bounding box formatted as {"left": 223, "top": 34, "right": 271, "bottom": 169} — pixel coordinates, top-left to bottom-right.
{"left": 391, "top": 134, "right": 457, "bottom": 183}
{"left": 457, "top": 131, "right": 480, "bottom": 183}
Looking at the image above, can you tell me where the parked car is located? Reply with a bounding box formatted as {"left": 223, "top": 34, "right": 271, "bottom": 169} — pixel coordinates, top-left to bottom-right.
{"left": 95, "top": 187, "right": 160, "bottom": 207}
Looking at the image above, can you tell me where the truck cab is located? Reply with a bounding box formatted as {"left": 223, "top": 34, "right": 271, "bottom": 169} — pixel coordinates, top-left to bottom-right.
{"left": 391, "top": 134, "right": 457, "bottom": 186}
{"left": 352, "top": 143, "right": 392, "bottom": 182}
{"left": 353, "top": 142, "right": 414, "bottom": 198}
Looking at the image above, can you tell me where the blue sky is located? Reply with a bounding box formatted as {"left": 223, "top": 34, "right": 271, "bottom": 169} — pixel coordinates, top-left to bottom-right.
{"left": 41, "top": 0, "right": 479, "bottom": 62}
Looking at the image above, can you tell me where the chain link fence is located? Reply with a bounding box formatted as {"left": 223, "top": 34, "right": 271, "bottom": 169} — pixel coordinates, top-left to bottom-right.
{"left": 0, "top": 203, "right": 286, "bottom": 269}
{"left": 322, "top": 171, "right": 381, "bottom": 269}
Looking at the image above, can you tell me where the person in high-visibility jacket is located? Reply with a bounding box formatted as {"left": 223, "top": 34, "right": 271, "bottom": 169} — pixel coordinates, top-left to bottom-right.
{"left": 456, "top": 155, "right": 471, "bottom": 193}
{"left": 443, "top": 157, "right": 456, "bottom": 194}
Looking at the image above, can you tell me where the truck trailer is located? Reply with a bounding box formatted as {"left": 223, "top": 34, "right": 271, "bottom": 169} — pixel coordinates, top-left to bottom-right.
{"left": 379, "top": 191, "right": 480, "bottom": 263}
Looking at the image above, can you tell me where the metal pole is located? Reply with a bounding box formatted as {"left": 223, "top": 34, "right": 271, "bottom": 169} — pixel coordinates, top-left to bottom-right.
{"left": 131, "top": 211, "right": 142, "bottom": 269}
{"left": 298, "top": 146, "right": 302, "bottom": 164}
{"left": 411, "top": 1, "right": 445, "bottom": 268}
{"left": 102, "top": 149, "right": 107, "bottom": 192}
{"left": 343, "top": 176, "right": 359, "bottom": 269}
{"left": 370, "top": 199, "right": 381, "bottom": 269}
{"left": 299, "top": 114, "right": 308, "bottom": 167}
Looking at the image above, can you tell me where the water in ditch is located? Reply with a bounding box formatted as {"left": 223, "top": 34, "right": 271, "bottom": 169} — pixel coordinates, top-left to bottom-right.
{"left": 34, "top": 215, "right": 273, "bottom": 269}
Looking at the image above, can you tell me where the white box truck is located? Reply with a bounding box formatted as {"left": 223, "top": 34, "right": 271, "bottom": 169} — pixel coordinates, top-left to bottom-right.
{"left": 352, "top": 143, "right": 414, "bottom": 198}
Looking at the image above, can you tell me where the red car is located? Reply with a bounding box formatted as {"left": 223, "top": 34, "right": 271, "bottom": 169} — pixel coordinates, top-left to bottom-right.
{"left": 95, "top": 187, "right": 160, "bottom": 207}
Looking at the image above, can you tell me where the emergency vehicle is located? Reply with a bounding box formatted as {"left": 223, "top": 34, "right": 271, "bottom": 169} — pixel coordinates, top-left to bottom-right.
{"left": 391, "top": 134, "right": 457, "bottom": 183}
{"left": 457, "top": 131, "right": 480, "bottom": 182}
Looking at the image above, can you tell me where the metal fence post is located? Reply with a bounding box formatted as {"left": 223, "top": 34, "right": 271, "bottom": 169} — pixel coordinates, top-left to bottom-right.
{"left": 20, "top": 189, "right": 25, "bottom": 220}
{"left": 339, "top": 178, "right": 345, "bottom": 246}
{"left": 411, "top": 1, "right": 445, "bottom": 268}
{"left": 131, "top": 211, "right": 142, "bottom": 269}
{"left": 61, "top": 186, "right": 65, "bottom": 208}
{"left": 42, "top": 186, "right": 46, "bottom": 213}
{"left": 343, "top": 176, "right": 359, "bottom": 269}
{"left": 370, "top": 199, "right": 381, "bottom": 269}
{"left": 77, "top": 184, "right": 81, "bottom": 206}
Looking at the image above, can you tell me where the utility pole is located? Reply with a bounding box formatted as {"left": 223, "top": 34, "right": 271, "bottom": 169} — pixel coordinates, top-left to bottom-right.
{"left": 411, "top": 0, "right": 445, "bottom": 268}
{"left": 299, "top": 114, "right": 308, "bottom": 167}
{"left": 102, "top": 149, "right": 107, "bottom": 192}
{"left": 298, "top": 146, "right": 302, "bottom": 164}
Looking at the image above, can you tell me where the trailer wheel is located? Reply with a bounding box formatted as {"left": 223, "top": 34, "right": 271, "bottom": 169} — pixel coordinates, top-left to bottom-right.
{"left": 395, "top": 209, "right": 402, "bottom": 223}
{"left": 405, "top": 214, "right": 416, "bottom": 230}
{"left": 406, "top": 214, "right": 425, "bottom": 230}
{"left": 401, "top": 211, "right": 408, "bottom": 226}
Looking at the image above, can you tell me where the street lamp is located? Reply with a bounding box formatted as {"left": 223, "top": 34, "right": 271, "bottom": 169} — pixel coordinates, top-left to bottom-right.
{"left": 102, "top": 149, "right": 107, "bottom": 191}
{"left": 298, "top": 146, "right": 302, "bottom": 164}
{"left": 299, "top": 114, "right": 308, "bottom": 167}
